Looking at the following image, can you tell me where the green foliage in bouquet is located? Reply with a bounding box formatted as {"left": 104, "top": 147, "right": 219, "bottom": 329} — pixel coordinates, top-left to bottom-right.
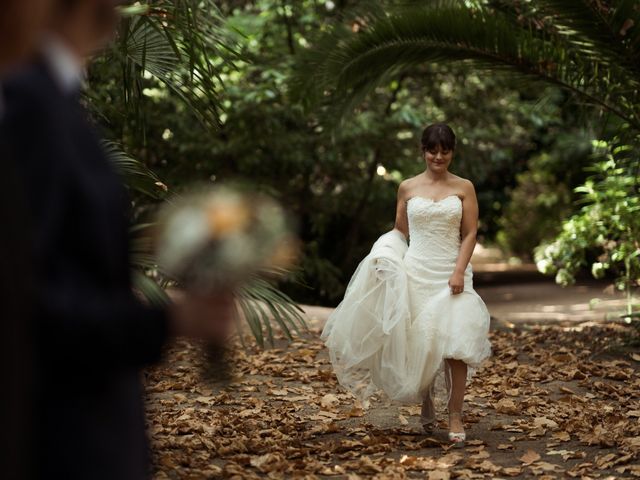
{"left": 534, "top": 141, "right": 640, "bottom": 325}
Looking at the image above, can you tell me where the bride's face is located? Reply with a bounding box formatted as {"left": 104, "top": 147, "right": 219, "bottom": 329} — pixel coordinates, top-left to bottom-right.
{"left": 423, "top": 144, "right": 453, "bottom": 172}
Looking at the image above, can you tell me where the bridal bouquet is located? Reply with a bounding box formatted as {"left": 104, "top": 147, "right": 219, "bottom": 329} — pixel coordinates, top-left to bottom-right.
{"left": 155, "top": 185, "right": 298, "bottom": 291}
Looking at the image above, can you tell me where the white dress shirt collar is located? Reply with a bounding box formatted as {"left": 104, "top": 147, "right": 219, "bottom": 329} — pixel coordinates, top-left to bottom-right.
{"left": 41, "top": 36, "right": 85, "bottom": 94}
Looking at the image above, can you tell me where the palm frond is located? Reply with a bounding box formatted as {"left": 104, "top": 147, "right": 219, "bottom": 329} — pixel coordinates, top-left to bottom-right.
{"left": 292, "top": 3, "right": 640, "bottom": 130}
{"left": 97, "top": 1, "right": 306, "bottom": 348}
{"left": 129, "top": 223, "right": 160, "bottom": 274}
{"left": 237, "top": 276, "right": 308, "bottom": 348}
{"left": 103, "top": 141, "right": 168, "bottom": 199}
{"left": 133, "top": 270, "right": 171, "bottom": 307}
{"left": 532, "top": 0, "right": 640, "bottom": 73}
{"left": 125, "top": 17, "right": 180, "bottom": 78}
{"left": 107, "top": 0, "right": 244, "bottom": 128}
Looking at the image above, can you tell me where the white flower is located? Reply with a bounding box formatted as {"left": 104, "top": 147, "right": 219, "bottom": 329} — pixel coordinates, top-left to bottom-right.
{"left": 155, "top": 185, "right": 296, "bottom": 288}
{"left": 218, "top": 234, "right": 254, "bottom": 272}
{"left": 158, "top": 208, "right": 210, "bottom": 274}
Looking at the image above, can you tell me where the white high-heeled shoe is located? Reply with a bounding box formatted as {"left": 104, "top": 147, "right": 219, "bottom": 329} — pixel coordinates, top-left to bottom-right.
{"left": 448, "top": 412, "right": 466, "bottom": 447}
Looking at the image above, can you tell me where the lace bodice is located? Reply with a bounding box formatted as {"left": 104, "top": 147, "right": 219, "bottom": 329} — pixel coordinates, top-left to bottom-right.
{"left": 406, "top": 195, "right": 462, "bottom": 262}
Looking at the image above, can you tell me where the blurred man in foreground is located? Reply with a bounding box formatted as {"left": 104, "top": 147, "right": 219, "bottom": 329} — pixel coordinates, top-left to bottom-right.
{"left": 3, "top": 1, "right": 235, "bottom": 478}
{"left": 0, "top": 1, "right": 53, "bottom": 74}
{"left": 0, "top": 2, "right": 54, "bottom": 479}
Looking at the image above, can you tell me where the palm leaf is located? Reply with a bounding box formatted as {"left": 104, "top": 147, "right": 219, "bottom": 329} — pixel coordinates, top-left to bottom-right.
{"left": 533, "top": 0, "right": 640, "bottom": 68}
{"left": 115, "top": 15, "right": 218, "bottom": 127}
{"left": 237, "top": 294, "right": 265, "bottom": 347}
{"left": 133, "top": 270, "right": 171, "bottom": 307}
{"left": 292, "top": 2, "right": 640, "bottom": 130}
{"left": 103, "top": 141, "right": 168, "bottom": 199}
{"left": 92, "top": 2, "right": 306, "bottom": 348}
{"left": 129, "top": 223, "right": 161, "bottom": 272}
{"left": 237, "top": 276, "right": 308, "bottom": 348}
{"left": 107, "top": 0, "right": 244, "bottom": 129}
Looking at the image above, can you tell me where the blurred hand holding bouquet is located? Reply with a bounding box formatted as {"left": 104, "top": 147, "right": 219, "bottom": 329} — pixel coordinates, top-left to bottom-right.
{"left": 155, "top": 185, "right": 298, "bottom": 292}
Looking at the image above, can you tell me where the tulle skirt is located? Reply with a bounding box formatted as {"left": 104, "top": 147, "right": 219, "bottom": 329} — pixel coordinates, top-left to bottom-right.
{"left": 321, "top": 229, "right": 492, "bottom": 411}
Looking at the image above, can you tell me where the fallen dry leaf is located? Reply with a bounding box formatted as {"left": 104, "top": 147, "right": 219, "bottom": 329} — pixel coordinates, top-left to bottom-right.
{"left": 144, "top": 320, "right": 640, "bottom": 479}
{"left": 320, "top": 393, "right": 339, "bottom": 409}
{"left": 428, "top": 470, "right": 450, "bottom": 480}
{"left": 519, "top": 449, "right": 541, "bottom": 464}
{"left": 494, "top": 398, "right": 519, "bottom": 415}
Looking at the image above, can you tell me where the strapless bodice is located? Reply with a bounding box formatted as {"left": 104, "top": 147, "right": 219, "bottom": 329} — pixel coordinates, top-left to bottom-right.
{"left": 406, "top": 195, "right": 462, "bottom": 262}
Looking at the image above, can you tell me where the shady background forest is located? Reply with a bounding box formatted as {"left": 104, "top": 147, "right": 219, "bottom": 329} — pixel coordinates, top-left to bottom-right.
{"left": 87, "top": 0, "right": 639, "bottom": 308}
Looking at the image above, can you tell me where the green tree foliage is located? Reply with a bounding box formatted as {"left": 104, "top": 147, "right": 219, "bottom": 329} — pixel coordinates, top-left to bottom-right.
{"left": 535, "top": 141, "right": 640, "bottom": 320}
{"left": 125, "top": 1, "right": 574, "bottom": 304}
{"left": 496, "top": 129, "right": 594, "bottom": 258}
{"left": 86, "top": 0, "right": 637, "bottom": 309}
{"left": 292, "top": 1, "right": 640, "bottom": 134}
{"left": 86, "top": 1, "right": 307, "bottom": 346}
{"left": 293, "top": 0, "right": 640, "bottom": 300}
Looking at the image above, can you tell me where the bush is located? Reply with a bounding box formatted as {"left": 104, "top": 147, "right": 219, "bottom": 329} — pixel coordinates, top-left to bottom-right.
{"left": 534, "top": 145, "right": 640, "bottom": 319}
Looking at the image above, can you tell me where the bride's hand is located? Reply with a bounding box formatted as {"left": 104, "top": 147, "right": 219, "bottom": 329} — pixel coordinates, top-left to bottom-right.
{"left": 448, "top": 271, "right": 464, "bottom": 295}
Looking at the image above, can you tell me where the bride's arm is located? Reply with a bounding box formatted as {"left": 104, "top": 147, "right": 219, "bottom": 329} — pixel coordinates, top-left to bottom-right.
{"left": 393, "top": 180, "right": 410, "bottom": 241}
{"left": 454, "top": 180, "right": 479, "bottom": 274}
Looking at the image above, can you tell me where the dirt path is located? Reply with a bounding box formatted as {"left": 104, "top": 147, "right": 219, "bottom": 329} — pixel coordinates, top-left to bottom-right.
{"left": 147, "top": 299, "right": 639, "bottom": 478}
{"left": 301, "top": 277, "right": 635, "bottom": 331}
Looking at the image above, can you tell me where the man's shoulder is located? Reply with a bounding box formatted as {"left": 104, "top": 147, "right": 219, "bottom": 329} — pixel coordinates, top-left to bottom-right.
{"left": 3, "top": 61, "right": 64, "bottom": 117}
{"left": 2, "top": 61, "right": 78, "bottom": 176}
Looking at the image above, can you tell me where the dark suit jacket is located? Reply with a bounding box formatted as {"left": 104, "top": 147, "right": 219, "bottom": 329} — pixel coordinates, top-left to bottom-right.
{"left": 3, "top": 60, "right": 169, "bottom": 480}
{"left": 0, "top": 100, "right": 35, "bottom": 480}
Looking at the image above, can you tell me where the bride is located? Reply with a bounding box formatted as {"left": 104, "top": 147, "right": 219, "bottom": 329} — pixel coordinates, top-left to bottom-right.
{"left": 321, "top": 123, "right": 492, "bottom": 447}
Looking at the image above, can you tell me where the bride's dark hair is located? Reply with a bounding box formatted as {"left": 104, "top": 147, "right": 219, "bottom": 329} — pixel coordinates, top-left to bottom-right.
{"left": 421, "top": 123, "right": 456, "bottom": 152}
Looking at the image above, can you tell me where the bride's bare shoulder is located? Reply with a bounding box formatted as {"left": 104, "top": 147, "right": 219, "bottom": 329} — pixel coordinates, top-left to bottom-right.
{"left": 450, "top": 174, "right": 475, "bottom": 189}
{"left": 401, "top": 175, "right": 421, "bottom": 185}
{"left": 449, "top": 175, "right": 476, "bottom": 202}
{"left": 398, "top": 176, "right": 419, "bottom": 195}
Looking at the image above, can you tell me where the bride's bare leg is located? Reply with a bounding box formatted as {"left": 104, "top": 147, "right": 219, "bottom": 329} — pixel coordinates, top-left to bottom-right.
{"left": 445, "top": 359, "right": 467, "bottom": 433}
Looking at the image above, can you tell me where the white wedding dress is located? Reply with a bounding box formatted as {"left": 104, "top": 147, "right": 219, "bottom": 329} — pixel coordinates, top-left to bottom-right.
{"left": 321, "top": 194, "right": 492, "bottom": 409}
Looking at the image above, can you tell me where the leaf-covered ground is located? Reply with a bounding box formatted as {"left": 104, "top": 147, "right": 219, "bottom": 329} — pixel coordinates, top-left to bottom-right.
{"left": 146, "top": 318, "right": 639, "bottom": 479}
